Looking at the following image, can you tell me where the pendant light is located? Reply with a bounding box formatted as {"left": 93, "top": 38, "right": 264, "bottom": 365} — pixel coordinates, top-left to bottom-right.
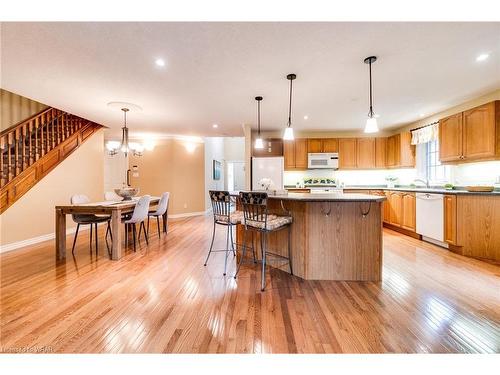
{"left": 120, "top": 108, "right": 130, "bottom": 156}
{"left": 283, "top": 73, "right": 296, "bottom": 141}
{"left": 364, "top": 56, "right": 379, "bottom": 133}
{"left": 254, "top": 96, "right": 264, "bottom": 149}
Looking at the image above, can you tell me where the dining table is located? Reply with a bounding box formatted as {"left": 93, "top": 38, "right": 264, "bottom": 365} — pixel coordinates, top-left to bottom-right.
{"left": 55, "top": 196, "right": 162, "bottom": 260}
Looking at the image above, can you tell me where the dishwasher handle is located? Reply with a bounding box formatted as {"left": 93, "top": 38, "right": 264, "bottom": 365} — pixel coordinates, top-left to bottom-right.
{"left": 416, "top": 193, "right": 444, "bottom": 201}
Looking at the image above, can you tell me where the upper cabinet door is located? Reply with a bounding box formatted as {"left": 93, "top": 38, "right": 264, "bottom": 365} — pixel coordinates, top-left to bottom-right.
{"left": 375, "top": 137, "right": 387, "bottom": 168}
{"left": 356, "top": 138, "right": 376, "bottom": 168}
{"left": 294, "top": 139, "right": 308, "bottom": 169}
{"left": 307, "top": 139, "right": 323, "bottom": 153}
{"left": 322, "top": 138, "right": 339, "bottom": 153}
{"left": 338, "top": 138, "right": 357, "bottom": 169}
{"left": 439, "top": 112, "right": 463, "bottom": 162}
{"left": 283, "top": 140, "right": 296, "bottom": 170}
{"left": 463, "top": 102, "right": 496, "bottom": 160}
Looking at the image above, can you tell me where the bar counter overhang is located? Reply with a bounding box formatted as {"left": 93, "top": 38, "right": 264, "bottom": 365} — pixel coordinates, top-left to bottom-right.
{"left": 236, "top": 192, "right": 386, "bottom": 281}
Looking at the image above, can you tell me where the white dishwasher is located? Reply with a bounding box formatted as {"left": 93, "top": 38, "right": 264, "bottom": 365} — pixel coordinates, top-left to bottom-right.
{"left": 416, "top": 193, "right": 446, "bottom": 245}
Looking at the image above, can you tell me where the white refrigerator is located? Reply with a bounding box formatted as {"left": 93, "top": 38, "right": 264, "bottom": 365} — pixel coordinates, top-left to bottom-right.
{"left": 251, "top": 157, "right": 284, "bottom": 190}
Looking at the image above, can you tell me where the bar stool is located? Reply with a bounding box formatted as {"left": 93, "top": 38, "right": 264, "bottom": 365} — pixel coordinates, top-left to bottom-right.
{"left": 234, "top": 191, "right": 293, "bottom": 291}
{"left": 203, "top": 190, "right": 243, "bottom": 276}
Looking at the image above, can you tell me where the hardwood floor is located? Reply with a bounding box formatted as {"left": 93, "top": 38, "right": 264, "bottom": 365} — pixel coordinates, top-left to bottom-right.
{"left": 1, "top": 215, "right": 499, "bottom": 353}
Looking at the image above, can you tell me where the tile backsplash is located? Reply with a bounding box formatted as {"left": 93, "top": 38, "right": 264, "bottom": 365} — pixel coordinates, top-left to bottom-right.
{"left": 284, "top": 168, "right": 418, "bottom": 186}
{"left": 284, "top": 161, "right": 500, "bottom": 187}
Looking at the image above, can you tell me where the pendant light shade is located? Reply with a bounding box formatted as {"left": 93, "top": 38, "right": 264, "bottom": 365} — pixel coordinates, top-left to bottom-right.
{"left": 254, "top": 96, "right": 264, "bottom": 149}
{"left": 283, "top": 73, "right": 296, "bottom": 141}
{"left": 364, "top": 56, "right": 379, "bottom": 134}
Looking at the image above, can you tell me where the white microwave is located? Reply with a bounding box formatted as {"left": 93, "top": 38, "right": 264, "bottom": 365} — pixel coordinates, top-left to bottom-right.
{"left": 307, "top": 153, "right": 339, "bottom": 169}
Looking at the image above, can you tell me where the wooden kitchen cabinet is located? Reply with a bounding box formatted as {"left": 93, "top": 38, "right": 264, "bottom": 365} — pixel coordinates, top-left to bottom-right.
{"left": 322, "top": 138, "right": 339, "bottom": 152}
{"left": 439, "top": 112, "right": 463, "bottom": 162}
{"left": 401, "top": 193, "right": 416, "bottom": 231}
{"left": 252, "top": 138, "right": 283, "bottom": 157}
{"left": 357, "top": 138, "right": 376, "bottom": 169}
{"left": 386, "top": 132, "right": 415, "bottom": 168}
{"left": 307, "top": 138, "right": 338, "bottom": 153}
{"left": 284, "top": 139, "right": 308, "bottom": 170}
{"left": 375, "top": 137, "right": 387, "bottom": 168}
{"left": 444, "top": 194, "right": 457, "bottom": 245}
{"left": 463, "top": 102, "right": 496, "bottom": 160}
{"left": 295, "top": 139, "right": 308, "bottom": 169}
{"left": 389, "top": 192, "right": 403, "bottom": 227}
{"left": 383, "top": 191, "right": 391, "bottom": 223}
{"left": 307, "top": 139, "right": 323, "bottom": 153}
{"left": 439, "top": 101, "right": 499, "bottom": 163}
{"left": 338, "top": 138, "right": 357, "bottom": 169}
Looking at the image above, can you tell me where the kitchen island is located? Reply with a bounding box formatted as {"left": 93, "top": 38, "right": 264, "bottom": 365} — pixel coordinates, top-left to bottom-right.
{"left": 236, "top": 192, "right": 385, "bottom": 281}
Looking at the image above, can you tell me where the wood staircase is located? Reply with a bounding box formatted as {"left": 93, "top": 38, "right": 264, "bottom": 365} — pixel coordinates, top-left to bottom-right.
{"left": 0, "top": 107, "right": 103, "bottom": 214}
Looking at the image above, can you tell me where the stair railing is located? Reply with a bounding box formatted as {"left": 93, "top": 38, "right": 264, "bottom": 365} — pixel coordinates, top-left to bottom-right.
{"left": 0, "top": 108, "right": 93, "bottom": 188}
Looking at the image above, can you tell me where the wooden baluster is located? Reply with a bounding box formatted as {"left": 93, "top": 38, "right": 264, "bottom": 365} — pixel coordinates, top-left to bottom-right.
{"left": 38, "top": 116, "right": 45, "bottom": 156}
{"left": 14, "top": 128, "right": 19, "bottom": 177}
{"left": 20, "top": 124, "right": 25, "bottom": 172}
{"left": 34, "top": 117, "right": 39, "bottom": 161}
{"left": 7, "top": 133, "right": 12, "bottom": 182}
{"left": 28, "top": 121, "right": 33, "bottom": 166}
{"left": 56, "top": 112, "right": 61, "bottom": 145}
{"left": 43, "top": 113, "right": 50, "bottom": 153}
{"left": 0, "top": 135, "right": 4, "bottom": 188}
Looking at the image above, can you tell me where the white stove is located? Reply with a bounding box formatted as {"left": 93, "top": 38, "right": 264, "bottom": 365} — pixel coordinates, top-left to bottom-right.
{"left": 308, "top": 186, "right": 344, "bottom": 194}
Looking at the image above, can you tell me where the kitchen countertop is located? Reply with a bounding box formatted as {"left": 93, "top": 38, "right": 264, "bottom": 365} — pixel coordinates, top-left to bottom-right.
{"left": 342, "top": 186, "right": 500, "bottom": 195}
{"left": 267, "top": 192, "right": 385, "bottom": 202}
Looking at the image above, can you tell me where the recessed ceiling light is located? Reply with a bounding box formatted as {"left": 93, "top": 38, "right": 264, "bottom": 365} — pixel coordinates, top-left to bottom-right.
{"left": 303, "top": 115, "right": 309, "bottom": 120}
{"left": 212, "top": 124, "right": 218, "bottom": 128}
{"left": 155, "top": 58, "right": 166, "bottom": 67}
{"left": 476, "top": 53, "right": 489, "bottom": 62}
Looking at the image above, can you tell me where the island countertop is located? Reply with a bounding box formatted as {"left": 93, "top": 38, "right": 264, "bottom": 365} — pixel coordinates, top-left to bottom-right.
{"left": 266, "top": 192, "right": 386, "bottom": 202}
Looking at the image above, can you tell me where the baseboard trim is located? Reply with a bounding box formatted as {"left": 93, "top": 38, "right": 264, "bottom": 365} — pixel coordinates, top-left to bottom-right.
{"left": 0, "top": 223, "right": 104, "bottom": 254}
{"left": 1, "top": 211, "right": 210, "bottom": 253}
{"left": 169, "top": 210, "right": 210, "bottom": 219}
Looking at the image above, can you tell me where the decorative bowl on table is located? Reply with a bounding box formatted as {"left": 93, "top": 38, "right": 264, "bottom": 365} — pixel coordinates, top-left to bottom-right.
{"left": 114, "top": 187, "right": 139, "bottom": 201}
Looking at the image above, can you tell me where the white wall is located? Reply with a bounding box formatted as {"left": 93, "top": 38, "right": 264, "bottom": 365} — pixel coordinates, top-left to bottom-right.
{"left": 223, "top": 137, "right": 245, "bottom": 161}
{"left": 204, "top": 137, "right": 225, "bottom": 210}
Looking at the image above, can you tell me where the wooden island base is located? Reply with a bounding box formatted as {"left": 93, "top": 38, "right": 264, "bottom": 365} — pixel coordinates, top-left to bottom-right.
{"left": 237, "top": 194, "right": 384, "bottom": 281}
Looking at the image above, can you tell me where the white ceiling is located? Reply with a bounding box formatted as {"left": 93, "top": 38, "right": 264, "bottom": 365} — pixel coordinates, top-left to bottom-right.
{"left": 1, "top": 22, "right": 499, "bottom": 138}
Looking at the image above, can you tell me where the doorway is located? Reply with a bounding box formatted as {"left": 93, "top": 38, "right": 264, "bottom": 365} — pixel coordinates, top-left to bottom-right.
{"left": 226, "top": 161, "right": 245, "bottom": 191}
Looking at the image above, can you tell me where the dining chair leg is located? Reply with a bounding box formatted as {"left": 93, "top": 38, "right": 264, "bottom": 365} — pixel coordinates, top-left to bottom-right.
{"left": 234, "top": 226, "right": 247, "bottom": 279}
{"left": 71, "top": 223, "right": 80, "bottom": 255}
{"left": 89, "top": 223, "right": 93, "bottom": 251}
{"left": 156, "top": 216, "right": 161, "bottom": 238}
{"left": 223, "top": 225, "right": 230, "bottom": 276}
{"left": 261, "top": 232, "right": 267, "bottom": 291}
{"left": 132, "top": 223, "right": 137, "bottom": 252}
{"left": 142, "top": 222, "right": 149, "bottom": 245}
{"left": 95, "top": 223, "right": 99, "bottom": 256}
{"left": 203, "top": 221, "right": 216, "bottom": 266}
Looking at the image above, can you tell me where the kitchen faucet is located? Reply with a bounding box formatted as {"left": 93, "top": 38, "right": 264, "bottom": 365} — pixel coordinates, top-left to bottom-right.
{"left": 414, "top": 178, "right": 430, "bottom": 188}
